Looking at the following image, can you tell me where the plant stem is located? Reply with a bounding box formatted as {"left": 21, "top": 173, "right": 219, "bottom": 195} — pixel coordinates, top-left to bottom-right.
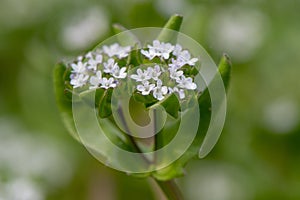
{"left": 155, "top": 179, "right": 184, "bottom": 200}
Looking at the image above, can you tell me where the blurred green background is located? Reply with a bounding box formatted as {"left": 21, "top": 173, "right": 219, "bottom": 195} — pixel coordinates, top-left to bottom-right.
{"left": 1, "top": 0, "right": 300, "bottom": 199}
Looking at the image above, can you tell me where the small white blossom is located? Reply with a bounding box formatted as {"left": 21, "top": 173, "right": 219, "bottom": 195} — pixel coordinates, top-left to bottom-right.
{"left": 103, "top": 43, "right": 131, "bottom": 59}
{"left": 112, "top": 66, "right": 127, "bottom": 79}
{"left": 137, "top": 81, "right": 155, "bottom": 95}
{"left": 153, "top": 79, "right": 168, "bottom": 100}
{"left": 175, "top": 50, "right": 198, "bottom": 67}
{"left": 141, "top": 49, "right": 156, "bottom": 60}
{"left": 85, "top": 52, "right": 93, "bottom": 59}
{"left": 168, "top": 67, "right": 183, "bottom": 80}
{"left": 70, "top": 73, "right": 89, "bottom": 88}
{"left": 103, "top": 58, "right": 119, "bottom": 74}
{"left": 87, "top": 54, "right": 103, "bottom": 71}
{"left": 169, "top": 87, "right": 185, "bottom": 99}
{"left": 142, "top": 40, "right": 174, "bottom": 60}
{"left": 130, "top": 68, "right": 152, "bottom": 82}
{"left": 77, "top": 55, "right": 83, "bottom": 61}
{"left": 172, "top": 44, "right": 183, "bottom": 57}
{"left": 89, "top": 71, "right": 102, "bottom": 89}
{"left": 148, "top": 65, "right": 162, "bottom": 80}
{"left": 100, "top": 77, "right": 117, "bottom": 89}
{"left": 71, "top": 62, "right": 87, "bottom": 74}
{"left": 168, "top": 58, "right": 184, "bottom": 69}
{"left": 176, "top": 75, "right": 197, "bottom": 90}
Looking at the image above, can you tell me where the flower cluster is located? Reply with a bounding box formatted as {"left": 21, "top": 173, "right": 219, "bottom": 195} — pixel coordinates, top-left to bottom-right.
{"left": 68, "top": 40, "right": 198, "bottom": 101}
{"left": 69, "top": 43, "right": 131, "bottom": 89}
{"left": 133, "top": 40, "right": 198, "bottom": 100}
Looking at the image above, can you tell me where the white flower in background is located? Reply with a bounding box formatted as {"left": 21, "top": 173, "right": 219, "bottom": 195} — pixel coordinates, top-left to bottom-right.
{"left": 169, "top": 87, "right": 185, "bottom": 99}
{"left": 148, "top": 65, "right": 162, "bottom": 80}
{"left": 103, "top": 43, "right": 131, "bottom": 59}
{"left": 89, "top": 71, "right": 102, "bottom": 89}
{"left": 5, "top": 178, "right": 44, "bottom": 200}
{"left": 71, "top": 62, "right": 87, "bottom": 74}
{"left": 153, "top": 79, "right": 168, "bottom": 100}
{"left": 100, "top": 77, "right": 117, "bottom": 89}
{"left": 169, "top": 67, "right": 183, "bottom": 80}
{"left": 142, "top": 40, "right": 174, "bottom": 60}
{"left": 111, "top": 66, "right": 127, "bottom": 79}
{"left": 137, "top": 81, "right": 155, "bottom": 95}
{"left": 130, "top": 69, "right": 152, "bottom": 82}
{"left": 176, "top": 75, "right": 197, "bottom": 90}
{"left": 70, "top": 74, "right": 89, "bottom": 88}
{"left": 103, "top": 58, "right": 119, "bottom": 74}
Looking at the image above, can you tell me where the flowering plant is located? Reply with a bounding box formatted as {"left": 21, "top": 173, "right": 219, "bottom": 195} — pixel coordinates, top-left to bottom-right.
{"left": 54, "top": 14, "right": 231, "bottom": 200}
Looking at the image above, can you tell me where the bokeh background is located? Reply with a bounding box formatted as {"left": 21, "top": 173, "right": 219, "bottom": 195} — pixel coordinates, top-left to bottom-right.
{"left": 1, "top": 0, "right": 300, "bottom": 199}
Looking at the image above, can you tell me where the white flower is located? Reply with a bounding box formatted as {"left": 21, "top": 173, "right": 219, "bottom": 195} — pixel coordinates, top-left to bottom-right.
{"left": 148, "top": 65, "right": 162, "bottom": 80}
{"left": 85, "top": 52, "right": 93, "bottom": 59}
{"left": 153, "top": 79, "right": 168, "bottom": 100}
{"left": 130, "top": 68, "right": 152, "bottom": 82}
{"left": 71, "top": 62, "right": 87, "bottom": 74}
{"left": 176, "top": 50, "right": 199, "bottom": 66}
{"left": 89, "top": 71, "right": 102, "bottom": 89}
{"left": 168, "top": 67, "right": 183, "bottom": 80}
{"left": 100, "top": 77, "right": 117, "bottom": 89}
{"left": 102, "top": 43, "right": 131, "bottom": 59}
{"left": 168, "top": 58, "right": 184, "bottom": 69}
{"left": 142, "top": 40, "right": 174, "bottom": 60}
{"left": 112, "top": 66, "right": 127, "bottom": 79}
{"left": 172, "top": 44, "right": 183, "bottom": 57}
{"left": 103, "top": 58, "right": 118, "bottom": 74}
{"left": 70, "top": 73, "right": 89, "bottom": 88}
{"left": 137, "top": 81, "right": 155, "bottom": 95}
{"left": 141, "top": 49, "right": 156, "bottom": 60}
{"left": 168, "top": 87, "right": 185, "bottom": 99}
{"left": 176, "top": 75, "right": 197, "bottom": 90}
{"left": 87, "top": 54, "right": 103, "bottom": 71}
{"left": 77, "top": 55, "right": 83, "bottom": 61}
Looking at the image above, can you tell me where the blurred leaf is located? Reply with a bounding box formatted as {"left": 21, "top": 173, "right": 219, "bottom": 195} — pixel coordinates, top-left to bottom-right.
{"left": 53, "top": 63, "right": 79, "bottom": 141}
{"left": 157, "top": 14, "right": 183, "bottom": 43}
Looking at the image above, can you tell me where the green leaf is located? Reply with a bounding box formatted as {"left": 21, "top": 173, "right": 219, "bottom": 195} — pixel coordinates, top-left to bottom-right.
{"left": 53, "top": 63, "right": 79, "bottom": 141}
{"left": 152, "top": 94, "right": 180, "bottom": 119}
{"left": 217, "top": 53, "right": 232, "bottom": 91}
{"left": 157, "top": 14, "right": 183, "bottom": 43}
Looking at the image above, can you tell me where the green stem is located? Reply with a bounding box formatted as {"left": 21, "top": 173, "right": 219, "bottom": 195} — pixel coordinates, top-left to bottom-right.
{"left": 155, "top": 179, "right": 184, "bottom": 200}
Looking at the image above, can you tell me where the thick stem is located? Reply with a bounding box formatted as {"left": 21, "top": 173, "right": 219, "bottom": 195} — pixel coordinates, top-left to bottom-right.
{"left": 155, "top": 179, "right": 184, "bottom": 200}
